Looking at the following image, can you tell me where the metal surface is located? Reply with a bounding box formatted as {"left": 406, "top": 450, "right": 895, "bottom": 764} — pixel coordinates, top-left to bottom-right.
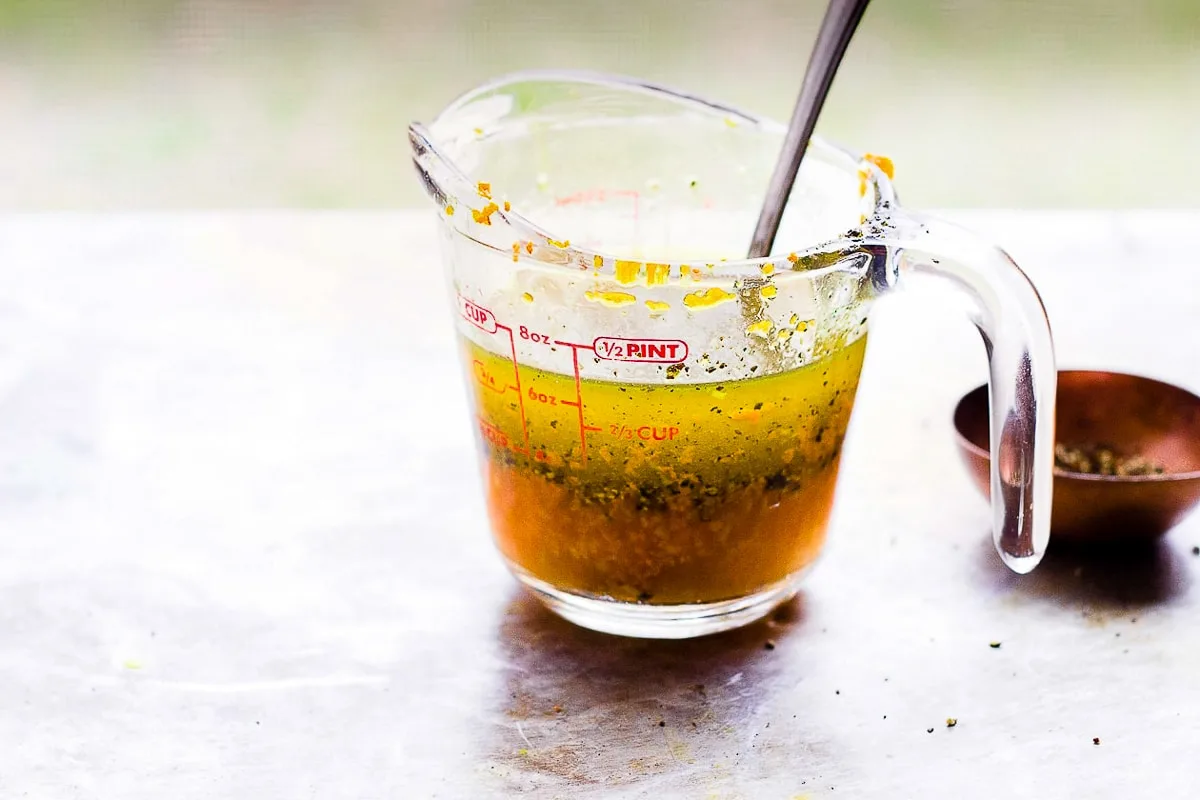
{"left": 747, "top": 0, "right": 872, "bottom": 258}
{"left": 955, "top": 371, "right": 1200, "bottom": 543}
{"left": 2, "top": 211, "right": 1200, "bottom": 798}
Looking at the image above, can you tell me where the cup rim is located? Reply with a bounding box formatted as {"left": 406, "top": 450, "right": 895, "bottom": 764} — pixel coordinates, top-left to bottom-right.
{"left": 411, "top": 69, "right": 898, "bottom": 284}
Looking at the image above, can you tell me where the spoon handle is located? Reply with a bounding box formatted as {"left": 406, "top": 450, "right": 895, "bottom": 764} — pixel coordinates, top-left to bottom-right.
{"left": 748, "top": 0, "right": 872, "bottom": 259}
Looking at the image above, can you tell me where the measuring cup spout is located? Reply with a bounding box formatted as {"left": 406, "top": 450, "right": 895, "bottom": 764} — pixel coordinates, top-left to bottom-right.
{"left": 409, "top": 124, "right": 511, "bottom": 235}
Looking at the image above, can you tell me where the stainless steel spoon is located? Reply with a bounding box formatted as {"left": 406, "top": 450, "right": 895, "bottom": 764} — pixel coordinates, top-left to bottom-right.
{"left": 747, "top": 0, "right": 872, "bottom": 258}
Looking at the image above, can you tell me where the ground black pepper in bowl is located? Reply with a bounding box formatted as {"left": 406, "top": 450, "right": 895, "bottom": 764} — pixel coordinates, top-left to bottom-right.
{"left": 1054, "top": 443, "right": 1165, "bottom": 477}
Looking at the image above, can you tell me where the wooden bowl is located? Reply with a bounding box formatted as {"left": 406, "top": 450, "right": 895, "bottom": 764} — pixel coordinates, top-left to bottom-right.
{"left": 953, "top": 371, "right": 1200, "bottom": 544}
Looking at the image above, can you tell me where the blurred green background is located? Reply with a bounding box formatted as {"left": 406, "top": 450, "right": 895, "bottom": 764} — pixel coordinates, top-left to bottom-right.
{"left": 1, "top": 0, "right": 1197, "bottom": 209}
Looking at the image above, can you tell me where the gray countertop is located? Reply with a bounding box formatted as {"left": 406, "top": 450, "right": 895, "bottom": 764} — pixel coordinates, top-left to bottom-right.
{"left": 2, "top": 211, "right": 1198, "bottom": 798}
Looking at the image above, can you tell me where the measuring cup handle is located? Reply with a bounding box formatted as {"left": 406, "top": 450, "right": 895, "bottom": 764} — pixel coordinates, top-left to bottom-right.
{"left": 866, "top": 210, "right": 1056, "bottom": 573}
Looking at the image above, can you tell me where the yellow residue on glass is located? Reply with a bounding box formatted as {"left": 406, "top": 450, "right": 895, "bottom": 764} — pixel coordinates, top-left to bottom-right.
{"left": 646, "top": 178, "right": 661, "bottom": 192}
{"left": 123, "top": 659, "right": 142, "bottom": 670}
{"left": 777, "top": 329, "right": 792, "bottom": 341}
{"left": 796, "top": 319, "right": 813, "bottom": 332}
{"left": 472, "top": 202, "right": 499, "bottom": 225}
{"left": 759, "top": 285, "right": 777, "bottom": 299}
{"left": 857, "top": 168, "right": 869, "bottom": 197}
{"left": 731, "top": 407, "right": 761, "bottom": 423}
{"left": 511, "top": 242, "right": 520, "bottom": 263}
{"left": 548, "top": 238, "right": 571, "bottom": 249}
{"left": 682, "top": 287, "right": 736, "bottom": 309}
{"left": 445, "top": 205, "right": 455, "bottom": 216}
{"left": 687, "top": 266, "right": 705, "bottom": 281}
{"left": 864, "top": 153, "right": 895, "bottom": 179}
{"left": 786, "top": 252, "right": 799, "bottom": 264}
{"left": 593, "top": 254, "right": 604, "bottom": 269}
{"left": 615, "top": 259, "right": 641, "bottom": 285}
{"left": 760, "top": 263, "right": 775, "bottom": 275}
{"left": 789, "top": 313, "right": 800, "bottom": 326}
{"left": 536, "top": 172, "right": 550, "bottom": 190}
{"left": 473, "top": 127, "right": 484, "bottom": 136}
{"left": 503, "top": 200, "right": 511, "bottom": 212}
{"left": 646, "top": 262, "right": 670, "bottom": 286}
{"left": 525, "top": 241, "right": 534, "bottom": 254}
{"left": 522, "top": 292, "right": 534, "bottom": 303}
{"left": 723, "top": 117, "right": 739, "bottom": 128}
{"left": 477, "top": 181, "right": 492, "bottom": 199}
{"left": 585, "top": 289, "right": 637, "bottom": 307}
{"left": 645, "top": 299, "right": 670, "bottom": 313}
{"left": 747, "top": 319, "right": 773, "bottom": 338}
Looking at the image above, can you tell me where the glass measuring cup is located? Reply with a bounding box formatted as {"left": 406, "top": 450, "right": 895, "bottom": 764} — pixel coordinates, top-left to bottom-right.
{"left": 410, "top": 71, "right": 1056, "bottom": 639}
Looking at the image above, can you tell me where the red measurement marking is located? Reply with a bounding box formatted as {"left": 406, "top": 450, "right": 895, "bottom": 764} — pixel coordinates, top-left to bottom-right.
{"left": 495, "top": 323, "right": 531, "bottom": 453}
{"left": 478, "top": 415, "right": 532, "bottom": 456}
{"left": 583, "top": 424, "right": 602, "bottom": 432}
{"left": 594, "top": 337, "right": 688, "bottom": 363}
{"left": 518, "top": 325, "right": 552, "bottom": 345}
{"left": 553, "top": 189, "right": 640, "bottom": 221}
{"left": 526, "top": 387, "right": 559, "bottom": 406}
{"left": 553, "top": 340, "right": 597, "bottom": 465}
{"left": 639, "top": 425, "right": 680, "bottom": 442}
{"left": 477, "top": 416, "right": 507, "bottom": 448}
{"left": 472, "top": 360, "right": 511, "bottom": 394}
{"left": 570, "top": 347, "right": 588, "bottom": 464}
{"left": 458, "top": 296, "right": 497, "bottom": 334}
{"left": 609, "top": 423, "right": 680, "bottom": 442}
